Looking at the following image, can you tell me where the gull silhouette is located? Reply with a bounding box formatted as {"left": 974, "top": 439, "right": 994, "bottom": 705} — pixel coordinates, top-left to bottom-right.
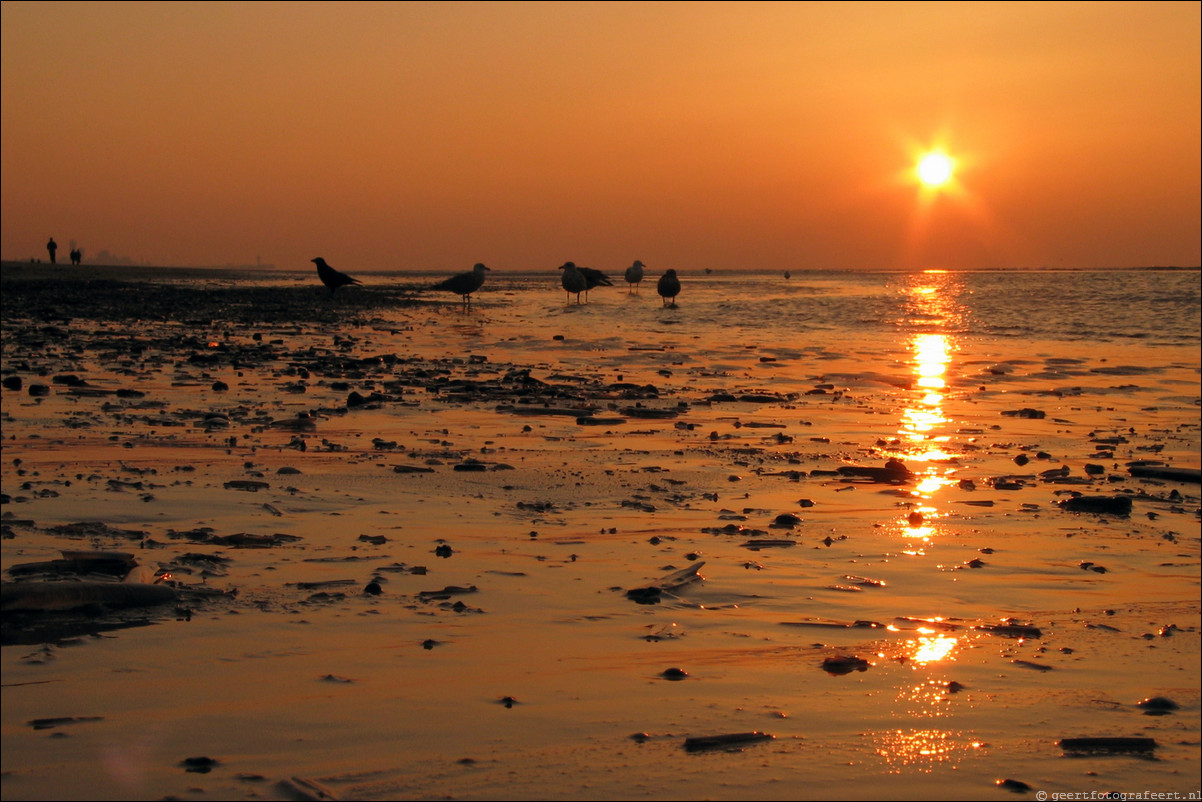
{"left": 432, "top": 263, "right": 490, "bottom": 307}
{"left": 578, "top": 266, "right": 612, "bottom": 301}
{"left": 624, "top": 260, "right": 645, "bottom": 292}
{"left": 657, "top": 269, "right": 680, "bottom": 308}
{"left": 559, "top": 262, "right": 589, "bottom": 305}
{"left": 312, "top": 257, "right": 362, "bottom": 294}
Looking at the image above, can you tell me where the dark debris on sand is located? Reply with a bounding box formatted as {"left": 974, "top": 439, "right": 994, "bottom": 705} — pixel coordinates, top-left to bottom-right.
{"left": 1, "top": 270, "right": 423, "bottom": 326}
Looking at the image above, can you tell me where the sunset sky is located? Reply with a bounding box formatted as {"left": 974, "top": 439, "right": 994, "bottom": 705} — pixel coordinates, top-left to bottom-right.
{"left": 2, "top": 1, "right": 1198, "bottom": 272}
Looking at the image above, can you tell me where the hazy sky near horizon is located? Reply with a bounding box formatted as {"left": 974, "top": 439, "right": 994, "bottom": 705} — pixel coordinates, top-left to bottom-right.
{"left": 2, "top": 1, "right": 1199, "bottom": 272}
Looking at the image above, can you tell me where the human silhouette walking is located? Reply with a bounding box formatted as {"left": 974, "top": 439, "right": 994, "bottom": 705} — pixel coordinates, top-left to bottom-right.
{"left": 47, "top": 237, "right": 58, "bottom": 264}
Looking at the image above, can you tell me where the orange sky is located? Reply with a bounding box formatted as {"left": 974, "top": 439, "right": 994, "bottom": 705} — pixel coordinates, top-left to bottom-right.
{"left": 2, "top": 1, "right": 1199, "bottom": 272}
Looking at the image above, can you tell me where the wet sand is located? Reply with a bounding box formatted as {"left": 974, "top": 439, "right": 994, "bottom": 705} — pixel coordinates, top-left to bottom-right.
{"left": 2, "top": 264, "right": 1199, "bottom": 800}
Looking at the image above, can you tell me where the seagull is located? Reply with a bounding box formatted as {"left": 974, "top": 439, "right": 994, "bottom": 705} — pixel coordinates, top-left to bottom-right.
{"left": 312, "top": 257, "right": 362, "bottom": 294}
{"left": 576, "top": 266, "right": 613, "bottom": 302}
{"left": 579, "top": 266, "right": 612, "bottom": 290}
{"left": 624, "top": 260, "right": 645, "bottom": 292}
{"left": 432, "top": 263, "right": 490, "bottom": 307}
{"left": 559, "top": 262, "right": 589, "bottom": 304}
{"left": 657, "top": 269, "right": 680, "bottom": 308}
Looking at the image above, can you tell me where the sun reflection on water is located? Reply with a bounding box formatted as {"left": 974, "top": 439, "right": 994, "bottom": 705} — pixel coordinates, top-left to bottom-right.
{"left": 908, "top": 632, "right": 958, "bottom": 665}
{"left": 873, "top": 728, "right": 981, "bottom": 773}
{"left": 900, "top": 679, "right": 958, "bottom": 718}
{"left": 901, "top": 332, "right": 951, "bottom": 463}
{"left": 890, "top": 273, "right": 969, "bottom": 539}
{"left": 869, "top": 625, "right": 978, "bottom": 771}
{"left": 876, "top": 279, "right": 981, "bottom": 772}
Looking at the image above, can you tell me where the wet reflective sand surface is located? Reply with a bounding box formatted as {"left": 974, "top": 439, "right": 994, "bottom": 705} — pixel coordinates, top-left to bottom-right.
{"left": 2, "top": 264, "right": 1198, "bottom": 800}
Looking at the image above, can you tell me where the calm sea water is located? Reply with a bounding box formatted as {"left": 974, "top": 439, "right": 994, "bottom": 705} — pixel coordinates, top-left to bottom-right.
{"left": 619, "top": 270, "right": 1190, "bottom": 340}
{"left": 407, "top": 267, "right": 1201, "bottom": 349}
{"left": 214, "top": 265, "right": 1201, "bottom": 362}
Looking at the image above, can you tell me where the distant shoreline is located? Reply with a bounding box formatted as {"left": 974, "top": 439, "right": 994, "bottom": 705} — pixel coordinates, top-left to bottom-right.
{"left": 0, "top": 262, "right": 280, "bottom": 282}
{"left": 3, "top": 260, "right": 1198, "bottom": 281}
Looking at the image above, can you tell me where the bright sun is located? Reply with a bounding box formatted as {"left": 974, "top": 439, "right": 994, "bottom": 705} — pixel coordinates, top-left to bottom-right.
{"left": 916, "top": 152, "right": 954, "bottom": 187}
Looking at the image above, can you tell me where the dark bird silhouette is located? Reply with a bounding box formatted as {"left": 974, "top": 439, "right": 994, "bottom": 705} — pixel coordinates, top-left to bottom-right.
{"left": 624, "top": 260, "right": 645, "bottom": 292}
{"left": 657, "top": 269, "right": 681, "bottom": 308}
{"left": 578, "top": 266, "right": 613, "bottom": 299}
{"left": 559, "top": 262, "right": 589, "bottom": 304}
{"left": 432, "top": 263, "right": 490, "bottom": 307}
{"left": 312, "top": 257, "right": 362, "bottom": 294}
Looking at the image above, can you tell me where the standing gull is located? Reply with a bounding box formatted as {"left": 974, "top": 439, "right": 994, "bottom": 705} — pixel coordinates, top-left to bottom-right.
{"left": 578, "top": 266, "right": 612, "bottom": 301}
{"left": 624, "top": 260, "right": 645, "bottom": 293}
{"left": 657, "top": 269, "right": 681, "bottom": 308}
{"left": 432, "top": 263, "right": 490, "bottom": 308}
{"left": 559, "top": 262, "right": 589, "bottom": 305}
{"left": 312, "top": 257, "right": 362, "bottom": 294}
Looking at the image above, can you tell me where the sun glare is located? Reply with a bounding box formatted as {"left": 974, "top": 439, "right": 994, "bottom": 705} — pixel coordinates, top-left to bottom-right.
{"left": 917, "top": 152, "right": 954, "bottom": 187}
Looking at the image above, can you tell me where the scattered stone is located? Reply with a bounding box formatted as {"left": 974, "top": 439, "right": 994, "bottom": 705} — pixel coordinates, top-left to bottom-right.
{"left": 625, "top": 562, "right": 704, "bottom": 605}
{"left": 995, "top": 778, "right": 1032, "bottom": 793}
{"left": 27, "top": 716, "right": 104, "bottom": 730}
{"left": 1057, "top": 737, "right": 1157, "bottom": 754}
{"left": 180, "top": 755, "right": 219, "bottom": 773}
{"left": 683, "top": 732, "right": 774, "bottom": 752}
{"left": 418, "top": 584, "right": 476, "bottom": 599}
{"left": 393, "top": 464, "right": 435, "bottom": 474}
{"left": 209, "top": 532, "right": 300, "bottom": 547}
{"left": 977, "top": 623, "right": 1042, "bottom": 639}
{"left": 223, "top": 480, "right": 270, "bottom": 492}
{"left": 1058, "top": 495, "right": 1133, "bottom": 516}
{"left": 1002, "top": 408, "right": 1045, "bottom": 418}
{"left": 1127, "top": 464, "right": 1201, "bottom": 483}
{"left": 1011, "top": 659, "right": 1052, "bottom": 672}
{"left": 740, "top": 539, "right": 796, "bottom": 550}
{"left": 822, "top": 655, "right": 869, "bottom": 675}
{"left": 1136, "top": 697, "right": 1179, "bottom": 715}
{"left": 837, "top": 459, "right": 913, "bottom": 483}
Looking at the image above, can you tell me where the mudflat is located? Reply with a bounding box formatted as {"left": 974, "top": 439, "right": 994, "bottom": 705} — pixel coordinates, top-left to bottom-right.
{"left": 1, "top": 264, "right": 1198, "bottom": 801}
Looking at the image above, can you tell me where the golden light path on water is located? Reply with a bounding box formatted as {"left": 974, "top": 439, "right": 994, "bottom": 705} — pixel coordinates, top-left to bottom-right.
{"left": 894, "top": 272, "right": 964, "bottom": 553}
{"left": 872, "top": 271, "right": 980, "bottom": 773}
{"left": 873, "top": 627, "right": 974, "bottom": 771}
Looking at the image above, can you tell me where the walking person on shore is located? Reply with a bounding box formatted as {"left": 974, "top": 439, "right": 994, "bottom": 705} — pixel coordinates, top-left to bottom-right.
{"left": 46, "top": 237, "right": 58, "bottom": 264}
